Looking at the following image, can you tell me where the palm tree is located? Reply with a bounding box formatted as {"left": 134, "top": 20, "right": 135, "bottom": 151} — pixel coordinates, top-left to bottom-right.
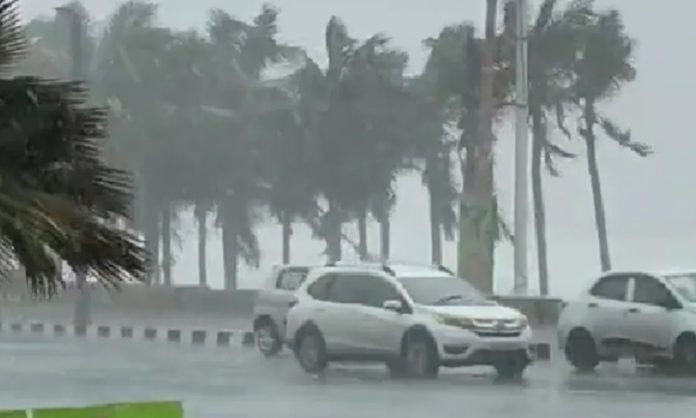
{"left": 572, "top": 7, "right": 649, "bottom": 272}
{"left": 93, "top": 1, "right": 173, "bottom": 284}
{"left": 408, "top": 72, "right": 459, "bottom": 265}
{"left": 509, "top": 0, "right": 589, "bottom": 295}
{"left": 284, "top": 17, "right": 409, "bottom": 263}
{"left": 0, "top": 0, "right": 147, "bottom": 295}
{"left": 423, "top": 11, "right": 516, "bottom": 290}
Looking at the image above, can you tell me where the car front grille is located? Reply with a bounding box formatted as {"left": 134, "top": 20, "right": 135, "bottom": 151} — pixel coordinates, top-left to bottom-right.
{"left": 473, "top": 319, "right": 523, "bottom": 338}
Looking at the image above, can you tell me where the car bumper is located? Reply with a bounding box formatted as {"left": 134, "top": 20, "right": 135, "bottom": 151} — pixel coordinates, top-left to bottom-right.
{"left": 433, "top": 326, "right": 534, "bottom": 366}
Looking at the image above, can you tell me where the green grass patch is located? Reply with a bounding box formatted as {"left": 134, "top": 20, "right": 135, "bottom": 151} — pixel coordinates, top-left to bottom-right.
{"left": 0, "top": 401, "right": 183, "bottom": 418}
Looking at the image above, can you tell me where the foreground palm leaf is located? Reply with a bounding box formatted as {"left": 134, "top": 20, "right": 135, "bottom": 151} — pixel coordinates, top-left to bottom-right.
{"left": 0, "top": 0, "right": 146, "bottom": 296}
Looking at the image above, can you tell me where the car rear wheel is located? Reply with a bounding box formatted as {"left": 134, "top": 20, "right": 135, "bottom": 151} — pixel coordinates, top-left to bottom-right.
{"left": 673, "top": 334, "right": 696, "bottom": 373}
{"left": 255, "top": 320, "right": 282, "bottom": 357}
{"left": 294, "top": 327, "right": 328, "bottom": 374}
{"left": 402, "top": 331, "right": 439, "bottom": 379}
{"left": 565, "top": 329, "right": 599, "bottom": 372}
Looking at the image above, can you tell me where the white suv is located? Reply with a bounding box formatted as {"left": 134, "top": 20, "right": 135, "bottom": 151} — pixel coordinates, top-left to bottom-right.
{"left": 558, "top": 270, "right": 696, "bottom": 372}
{"left": 285, "top": 263, "right": 533, "bottom": 379}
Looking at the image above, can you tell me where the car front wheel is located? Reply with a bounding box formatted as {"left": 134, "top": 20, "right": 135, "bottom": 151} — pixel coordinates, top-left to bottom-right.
{"left": 294, "top": 327, "right": 328, "bottom": 374}
{"left": 494, "top": 351, "right": 529, "bottom": 379}
{"left": 402, "top": 331, "right": 439, "bottom": 379}
{"left": 673, "top": 334, "right": 696, "bottom": 373}
{"left": 565, "top": 329, "right": 599, "bottom": 372}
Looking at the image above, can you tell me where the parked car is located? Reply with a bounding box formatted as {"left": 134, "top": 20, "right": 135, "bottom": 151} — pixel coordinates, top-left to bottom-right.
{"left": 253, "top": 265, "right": 311, "bottom": 357}
{"left": 557, "top": 270, "right": 696, "bottom": 372}
{"left": 285, "top": 262, "right": 533, "bottom": 379}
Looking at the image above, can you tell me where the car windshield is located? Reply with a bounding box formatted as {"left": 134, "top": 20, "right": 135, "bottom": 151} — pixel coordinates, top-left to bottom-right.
{"left": 397, "top": 275, "right": 493, "bottom": 306}
{"left": 665, "top": 273, "right": 696, "bottom": 302}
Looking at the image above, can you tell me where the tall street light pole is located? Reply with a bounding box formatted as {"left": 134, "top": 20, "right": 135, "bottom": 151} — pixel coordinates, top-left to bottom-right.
{"left": 513, "top": 0, "right": 530, "bottom": 295}
{"left": 57, "top": 5, "right": 90, "bottom": 332}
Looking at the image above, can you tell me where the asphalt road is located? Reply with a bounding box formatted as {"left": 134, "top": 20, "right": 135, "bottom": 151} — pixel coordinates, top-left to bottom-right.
{"left": 0, "top": 336, "right": 695, "bottom": 418}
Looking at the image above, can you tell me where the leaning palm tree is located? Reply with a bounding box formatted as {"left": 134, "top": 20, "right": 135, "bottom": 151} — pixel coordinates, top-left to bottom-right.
{"left": 0, "top": 0, "right": 147, "bottom": 296}
{"left": 507, "top": 0, "right": 589, "bottom": 295}
{"left": 572, "top": 7, "right": 649, "bottom": 272}
{"left": 93, "top": 1, "right": 173, "bottom": 284}
{"left": 423, "top": 14, "right": 517, "bottom": 290}
{"left": 206, "top": 5, "right": 299, "bottom": 288}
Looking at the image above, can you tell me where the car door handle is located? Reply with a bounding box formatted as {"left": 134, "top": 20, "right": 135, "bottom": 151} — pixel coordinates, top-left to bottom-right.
{"left": 588, "top": 302, "right": 598, "bottom": 308}
{"left": 626, "top": 308, "right": 640, "bottom": 313}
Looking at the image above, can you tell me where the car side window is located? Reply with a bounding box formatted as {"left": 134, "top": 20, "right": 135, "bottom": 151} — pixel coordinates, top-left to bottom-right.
{"left": 590, "top": 275, "right": 628, "bottom": 301}
{"left": 363, "top": 277, "right": 401, "bottom": 308}
{"left": 307, "top": 274, "right": 335, "bottom": 301}
{"left": 328, "top": 274, "right": 369, "bottom": 304}
{"left": 276, "top": 268, "right": 309, "bottom": 291}
{"left": 633, "top": 275, "right": 677, "bottom": 306}
{"left": 327, "top": 274, "right": 401, "bottom": 307}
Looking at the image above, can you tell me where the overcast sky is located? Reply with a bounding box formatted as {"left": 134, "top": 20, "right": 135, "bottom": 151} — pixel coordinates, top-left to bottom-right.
{"left": 20, "top": 0, "right": 696, "bottom": 297}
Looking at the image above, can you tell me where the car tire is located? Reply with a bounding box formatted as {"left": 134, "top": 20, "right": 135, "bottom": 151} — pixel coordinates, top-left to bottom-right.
{"left": 402, "top": 331, "right": 439, "bottom": 379}
{"left": 494, "top": 351, "right": 529, "bottom": 379}
{"left": 255, "top": 319, "right": 283, "bottom": 357}
{"left": 565, "top": 329, "right": 599, "bottom": 372}
{"left": 673, "top": 334, "right": 696, "bottom": 373}
{"left": 294, "top": 326, "right": 328, "bottom": 374}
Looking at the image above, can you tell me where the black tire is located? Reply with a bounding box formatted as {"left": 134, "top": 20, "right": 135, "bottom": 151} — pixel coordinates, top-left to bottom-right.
{"left": 401, "top": 331, "right": 439, "bottom": 379}
{"left": 293, "top": 326, "right": 328, "bottom": 374}
{"left": 255, "top": 319, "right": 282, "bottom": 357}
{"left": 494, "top": 352, "right": 529, "bottom": 379}
{"left": 565, "top": 329, "right": 599, "bottom": 373}
{"left": 673, "top": 334, "right": 696, "bottom": 374}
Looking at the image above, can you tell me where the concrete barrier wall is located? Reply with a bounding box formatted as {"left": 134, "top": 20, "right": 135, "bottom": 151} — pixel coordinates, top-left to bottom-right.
{"left": 0, "top": 279, "right": 561, "bottom": 331}
{"left": 493, "top": 296, "right": 563, "bottom": 327}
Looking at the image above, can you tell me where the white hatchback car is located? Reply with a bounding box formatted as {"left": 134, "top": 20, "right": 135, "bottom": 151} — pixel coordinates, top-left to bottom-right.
{"left": 285, "top": 263, "right": 533, "bottom": 379}
{"left": 558, "top": 270, "right": 696, "bottom": 372}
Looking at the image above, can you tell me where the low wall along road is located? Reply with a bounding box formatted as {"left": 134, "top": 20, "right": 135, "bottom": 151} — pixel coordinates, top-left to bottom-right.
{"left": 0, "top": 281, "right": 560, "bottom": 358}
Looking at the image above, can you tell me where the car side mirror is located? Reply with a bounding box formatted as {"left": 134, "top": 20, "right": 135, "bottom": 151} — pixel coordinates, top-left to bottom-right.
{"left": 383, "top": 299, "right": 403, "bottom": 313}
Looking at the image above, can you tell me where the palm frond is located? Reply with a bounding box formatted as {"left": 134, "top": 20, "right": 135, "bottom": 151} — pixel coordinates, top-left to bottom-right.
{"left": 0, "top": 0, "right": 24, "bottom": 72}
{"left": 600, "top": 118, "right": 651, "bottom": 156}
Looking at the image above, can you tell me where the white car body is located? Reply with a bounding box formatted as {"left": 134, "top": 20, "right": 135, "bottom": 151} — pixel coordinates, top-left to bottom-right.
{"left": 285, "top": 263, "right": 533, "bottom": 372}
{"left": 558, "top": 270, "right": 696, "bottom": 363}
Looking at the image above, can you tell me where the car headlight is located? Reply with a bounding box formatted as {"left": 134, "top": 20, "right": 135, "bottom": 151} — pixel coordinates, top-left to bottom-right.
{"left": 434, "top": 314, "right": 475, "bottom": 329}
{"left": 518, "top": 315, "right": 529, "bottom": 328}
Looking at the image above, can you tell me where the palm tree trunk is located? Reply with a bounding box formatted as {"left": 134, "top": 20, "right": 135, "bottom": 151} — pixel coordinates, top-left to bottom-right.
{"left": 221, "top": 215, "right": 238, "bottom": 290}
{"left": 357, "top": 209, "right": 368, "bottom": 260}
{"left": 458, "top": 0, "right": 498, "bottom": 293}
{"left": 326, "top": 199, "right": 342, "bottom": 263}
{"left": 377, "top": 212, "right": 390, "bottom": 262}
{"left": 161, "top": 205, "right": 172, "bottom": 286}
{"left": 531, "top": 108, "right": 550, "bottom": 295}
{"left": 281, "top": 212, "right": 292, "bottom": 265}
{"left": 428, "top": 185, "right": 443, "bottom": 265}
{"left": 583, "top": 99, "right": 611, "bottom": 271}
{"left": 195, "top": 205, "right": 207, "bottom": 288}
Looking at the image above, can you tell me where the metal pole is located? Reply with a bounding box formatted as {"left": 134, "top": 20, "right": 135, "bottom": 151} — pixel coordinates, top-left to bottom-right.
{"left": 513, "top": 0, "right": 530, "bottom": 295}
{"left": 57, "top": 6, "right": 91, "bottom": 330}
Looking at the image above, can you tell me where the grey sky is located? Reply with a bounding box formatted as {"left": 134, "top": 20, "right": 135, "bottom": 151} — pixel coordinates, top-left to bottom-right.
{"left": 20, "top": 0, "right": 696, "bottom": 296}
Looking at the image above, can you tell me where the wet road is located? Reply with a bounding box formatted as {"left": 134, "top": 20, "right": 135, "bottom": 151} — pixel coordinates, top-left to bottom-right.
{"left": 0, "top": 336, "right": 694, "bottom": 418}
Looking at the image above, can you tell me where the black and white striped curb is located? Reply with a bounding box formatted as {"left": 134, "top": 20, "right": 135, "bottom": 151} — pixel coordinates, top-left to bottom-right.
{"left": 0, "top": 321, "right": 256, "bottom": 348}
{"left": 0, "top": 321, "right": 553, "bottom": 360}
